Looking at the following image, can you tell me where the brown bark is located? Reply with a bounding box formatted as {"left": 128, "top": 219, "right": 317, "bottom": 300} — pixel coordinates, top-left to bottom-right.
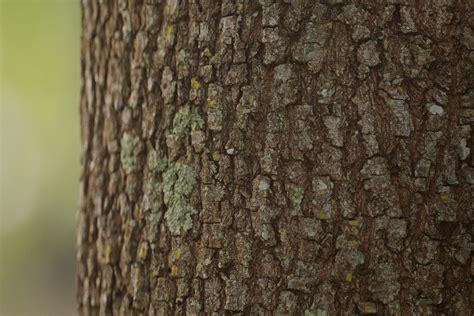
{"left": 78, "top": 0, "right": 473, "bottom": 315}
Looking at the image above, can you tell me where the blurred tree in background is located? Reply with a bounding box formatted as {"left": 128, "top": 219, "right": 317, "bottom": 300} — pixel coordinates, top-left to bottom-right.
{"left": 1, "top": 1, "right": 80, "bottom": 314}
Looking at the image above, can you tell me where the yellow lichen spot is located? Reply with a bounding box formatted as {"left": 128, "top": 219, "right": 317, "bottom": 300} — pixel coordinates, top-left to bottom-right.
{"left": 165, "top": 25, "right": 174, "bottom": 37}
{"left": 207, "top": 99, "right": 217, "bottom": 108}
{"left": 345, "top": 273, "right": 353, "bottom": 282}
{"left": 358, "top": 302, "right": 377, "bottom": 314}
{"left": 348, "top": 219, "right": 362, "bottom": 235}
{"left": 349, "top": 219, "right": 360, "bottom": 226}
{"left": 99, "top": 242, "right": 111, "bottom": 265}
{"left": 172, "top": 248, "right": 182, "bottom": 261}
{"left": 242, "top": 108, "right": 252, "bottom": 114}
{"left": 440, "top": 193, "right": 449, "bottom": 201}
{"left": 137, "top": 242, "right": 148, "bottom": 261}
{"left": 212, "top": 151, "right": 221, "bottom": 161}
{"left": 191, "top": 77, "right": 202, "bottom": 90}
{"left": 171, "top": 265, "right": 179, "bottom": 276}
{"left": 201, "top": 48, "right": 212, "bottom": 58}
{"left": 348, "top": 240, "right": 359, "bottom": 248}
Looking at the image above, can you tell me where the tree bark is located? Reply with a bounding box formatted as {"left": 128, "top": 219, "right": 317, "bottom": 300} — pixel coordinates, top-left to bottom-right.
{"left": 78, "top": 0, "right": 473, "bottom": 315}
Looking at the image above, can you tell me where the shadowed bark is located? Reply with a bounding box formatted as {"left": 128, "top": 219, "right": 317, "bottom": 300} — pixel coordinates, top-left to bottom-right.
{"left": 78, "top": 0, "right": 473, "bottom": 314}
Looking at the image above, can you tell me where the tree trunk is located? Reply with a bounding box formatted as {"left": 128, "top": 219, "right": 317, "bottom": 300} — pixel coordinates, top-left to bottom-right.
{"left": 78, "top": 0, "right": 473, "bottom": 314}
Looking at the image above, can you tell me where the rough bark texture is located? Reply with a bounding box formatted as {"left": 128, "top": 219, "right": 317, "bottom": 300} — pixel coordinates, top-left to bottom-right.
{"left": 78, "top": 0, "right": 474, "bottom": 315}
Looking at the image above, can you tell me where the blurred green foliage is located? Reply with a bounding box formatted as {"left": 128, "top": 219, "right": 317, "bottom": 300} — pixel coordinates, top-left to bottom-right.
{"left": 1, "top": 1, "right": 80, "bottom": 314}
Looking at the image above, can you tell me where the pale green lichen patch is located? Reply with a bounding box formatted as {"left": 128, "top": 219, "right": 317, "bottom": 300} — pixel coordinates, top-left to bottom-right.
{"left": 304, "top": 308, "right": 328, "bottom": 316}
{"left": 145, "top": 180, "right": 162, "bottom": 198}
{"left": 120, "top": 132, "right": 140, "bottom": 174}
{"left": 172, "top": 106, "right": 204, "bottom": 141}
{"left": 145, "top": 152, "right": 167, "bottom": 215}
{"left": 289, "top": 185, "right": 304, "bottom": 206}
{"left": 148, "top": 153, "right": 169, "bottom": 173}
{"left": 147, "top": 156, "right": 198, "bottom": 233}
{"left": 147, "top": 211, "right": 162, "bottom": 224}
{"left": 157, "top": 160, "right": 198, "bottom": 234}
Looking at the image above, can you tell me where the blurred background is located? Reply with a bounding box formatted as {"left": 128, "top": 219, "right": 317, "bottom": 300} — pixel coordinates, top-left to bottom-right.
{"left": 1, "top": 0, "right": 80, "bottom": 314}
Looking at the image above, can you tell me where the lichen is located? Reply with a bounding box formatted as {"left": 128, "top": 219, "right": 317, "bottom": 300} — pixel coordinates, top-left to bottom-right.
{"left": 120, "top": 132, "right": 140, "bottom": 174}
{"left": 299, "top": 218, "right": 322, "bottom": 240}
{"left": 147, "top": 151, "right": 169, "bottom": 174}
{"left": 137, "top": 241, "right": 149, "bottom": 262}
{"left": 156, "top": 158, "right": 170, "bottom": 174}
{"left": 201, "top": 48, "right": 213, "bottom": 58}
{"left": 426, "top": 103, "right": 444, "bottom": 116}
{"left": 457, "top": 138, "right": 470, "bottom": 160}
{"left": 172, "top": 106, "right": 204, "bottom": 141}
{"left": 144, "top": 181, "right": 162, "bottom": 199}
{"left": 357, "top": 302, "right": 377, "bottom": 314}
{"left": 289, "top": 185, "right": 304, "bottom": 206}
{"left": 159, "top": 160, "right": 198, "bottom": 234}
{"left": 253, "top": 175, "right": 271, "bottom": 196}
{"left": 191, "top": 77, "right": 201, "bottom": 90}
{"left": 304, "top": 308, "right": 328, "bottom": 316}
{"left": 165, "top": 25, "right": 174, "bottom": 37}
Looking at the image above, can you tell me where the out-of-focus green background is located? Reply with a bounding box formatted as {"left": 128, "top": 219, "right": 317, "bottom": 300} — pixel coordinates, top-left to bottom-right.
{"left": 1, "top": 0, "right": 80, "bottom": 314}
